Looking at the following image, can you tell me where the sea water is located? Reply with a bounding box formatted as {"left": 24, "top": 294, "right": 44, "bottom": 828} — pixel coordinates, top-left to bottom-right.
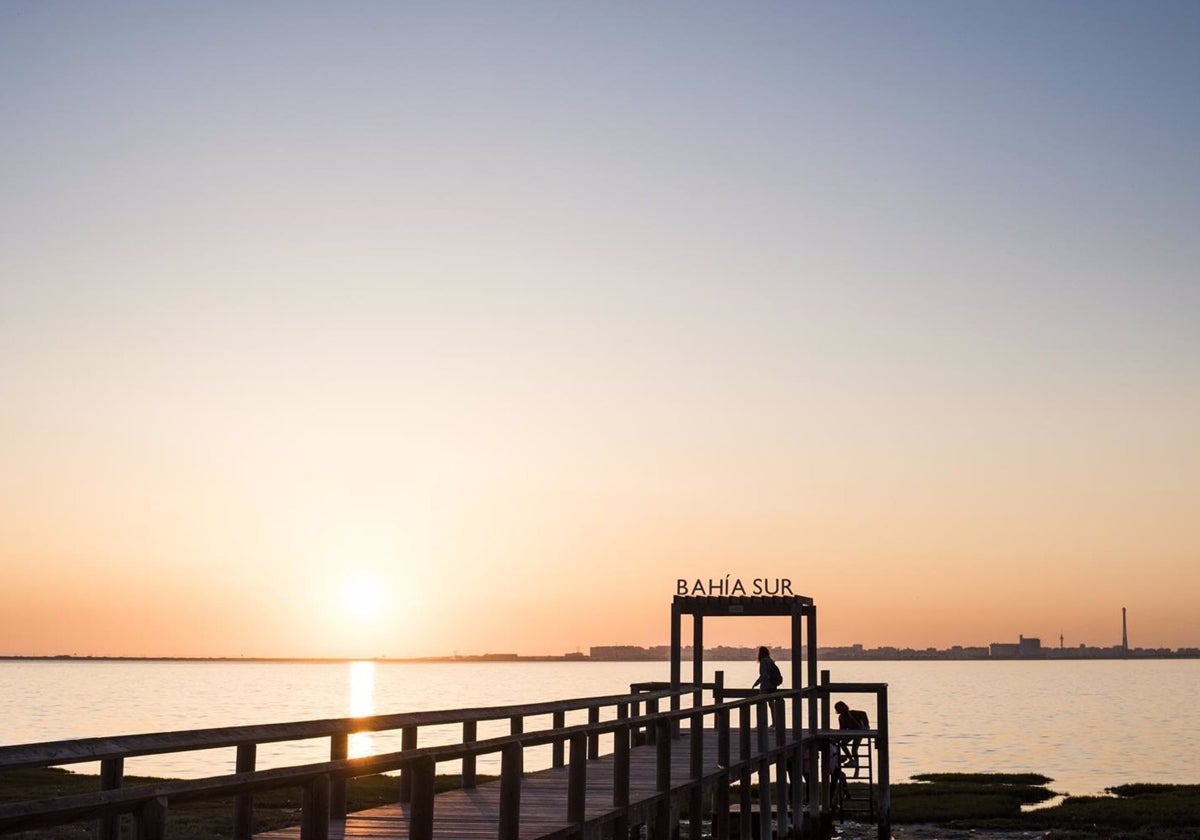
{"left": 1, "top": 658, "right": 1196, "bottom": 797}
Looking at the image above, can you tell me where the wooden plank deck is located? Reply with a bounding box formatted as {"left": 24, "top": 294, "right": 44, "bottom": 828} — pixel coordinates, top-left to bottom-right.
{"left": 259, "top": 728, "right": 783, "bottom": 840}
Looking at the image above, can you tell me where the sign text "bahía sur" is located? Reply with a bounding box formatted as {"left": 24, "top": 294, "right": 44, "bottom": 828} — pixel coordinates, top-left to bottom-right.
{"left": 677, "top": 578, "right": 793, "bottom": 597}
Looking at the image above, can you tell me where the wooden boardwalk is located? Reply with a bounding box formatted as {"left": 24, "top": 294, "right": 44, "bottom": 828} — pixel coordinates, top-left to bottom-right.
{"left": 260, "top": 728, "right": 777, "bottom": 840}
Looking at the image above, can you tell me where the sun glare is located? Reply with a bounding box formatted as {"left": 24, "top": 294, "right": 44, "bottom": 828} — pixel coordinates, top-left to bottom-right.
{"left": 342, "top": 575, "right": 386, "bottom": 622}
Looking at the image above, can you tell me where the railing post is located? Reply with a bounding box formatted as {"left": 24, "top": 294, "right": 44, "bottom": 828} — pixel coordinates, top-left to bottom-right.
{"left": 739, "top": 703, "right": 752, "bottom": 840}
{"left": 714, "top": 669, "right": 725, "bottom": 704}
{"left": 632, "top": 696, "right": 643, "bottom": 744}
{"left": 328, "top": 735, "right": 347, "bottom": 820}
{"left": 98, "top": 757, "right": 124, "bottom": 840}
{"left": 789, "top": 714, "right": 803, "bottom": 827}
{"left": 647, "top": 697, "right": 659, "bottom": 745}
{"left": 655, "top": 718, "right": 673, "bottom": 840}
{"left": 510, "top": 715, "right": 523, "bottom": 736}
{"left": 398, "top": 725, "right": 418, "bottom": 803}
{"left": 301, "top": 773, "right": 331, "bottom": 840}
{"left": 462, "top": 721, "right": 477, "bottom": 788}
{"left": 588, "top": 706, "right": 601, "bottom": 759}
{"left": 813, "top": 671, "right": 831, "bottom": 834}
{"left": 715, "top": 707, "right": 730, "bottom": 840}
{"left": 552, "top": 710, "right": 566, "bottom": 767}
{"left": 136, "top": 796, "right": 168, "bottom": 840}
{"left": 689, "top": 710, "right": 704, "bottom": 840}
{"left": 774, "top": 698, "right": 789, "bottom": 838}
{"left": 877, "top": 685, "right": 891, "bottom": 840}
{"left": 234, "top": 743, "right": 258, "bottom": 840}
{"left": 756, "top": 702, "right": 773, "bottom": 840}
{"left": 499, "top": 741, "right": 523, "bottom": 840}
{"left": 613, "top": 720, "right": 631, "bottom": 840}
{"left": 568, "top": 731, "right": 588, "bottom": 823}
{"left": 408, "top": 755, "right": 436, "bottom": 840}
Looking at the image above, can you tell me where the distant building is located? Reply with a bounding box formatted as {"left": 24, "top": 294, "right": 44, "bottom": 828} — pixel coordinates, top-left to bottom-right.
{"left": 989, "top": 635, "right": 1044, "bottom": 658}
{"left": 1019, "top": 635, "right": 1043, "bottom": 657}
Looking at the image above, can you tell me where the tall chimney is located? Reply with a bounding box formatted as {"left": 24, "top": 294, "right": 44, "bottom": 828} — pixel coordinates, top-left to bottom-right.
{"left": 1122, "top": 607, "right": 1129, "bottom": 657}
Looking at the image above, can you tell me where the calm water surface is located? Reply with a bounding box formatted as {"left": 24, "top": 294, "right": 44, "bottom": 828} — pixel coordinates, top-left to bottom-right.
{"left": 1, "top": 659, "right": 1196, "bottom": 797}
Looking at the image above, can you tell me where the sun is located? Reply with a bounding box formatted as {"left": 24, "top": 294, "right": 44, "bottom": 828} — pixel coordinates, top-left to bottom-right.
{"left": 341, "top": 575, "right": 386, "bottom": 622}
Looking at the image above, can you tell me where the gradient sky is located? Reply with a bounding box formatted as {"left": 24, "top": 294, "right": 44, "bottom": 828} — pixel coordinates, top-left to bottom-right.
{"left": 2, "top": 2, "right": 1198, "bottom": 658}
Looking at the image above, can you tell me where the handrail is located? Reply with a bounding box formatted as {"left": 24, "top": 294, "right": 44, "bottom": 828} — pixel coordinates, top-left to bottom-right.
{"left": 0, "top": 690, "right": 794, "bottom": 837}
{"left": 0, "top": 688, "right": 683, "bottom": 771}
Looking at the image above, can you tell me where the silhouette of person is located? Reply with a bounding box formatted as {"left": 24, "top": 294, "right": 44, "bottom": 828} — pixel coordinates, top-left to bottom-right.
{"left": 834, "top": 700, "right": 869, "bottom": 776}
{"left": 752, "top": 645, "right": 782, "bottom": 726}
{"left": 752, "top": 646, "right": 782, "bottom": 692}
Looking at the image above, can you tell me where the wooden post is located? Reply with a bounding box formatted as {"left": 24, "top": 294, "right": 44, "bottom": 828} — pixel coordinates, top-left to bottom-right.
{"left": 648, "top": 696, "right": 659, "bottom": 745}
{"left": 805, "top": 607, "right": 820, "bottom": 837}
{"left": 671, "top": 601, "right": 682, "bottom": 729}
{"left": 588, "top": 706, "right": 601, "bottom": 760}
{"left": 714, "top": 669, "right": 725, "bottom": 704}
{"left": 398, "top": 725, "right": 418, "bottom": 803}
{"left": 739, "top": 702, "right": 753, "bottom": 840}
{"left": 462, "top": 720, "right": 477, "bottom": 788}
{"left": 756, "top": 705, "right": 772, "bottom": 840}
{"left": 876, "top": 685, "right": 891, "bottom": 840}
{"left": 714, "top": 707, "right": 730, "bottom": 840}
{"left": 301, "top": 774, "right": 330, "bottom": 840}
{"left": 613, "top": 719, "right": 631, "bottom": 840}
{"left": 498, "top": 742, "right": 523, "bottom": 840}
{"left": 552, "top": 710, "right": 566, "bottom": 767}
{"left": 613, "top": 722, "right": 631, "bottom": 808}
{"left": 137, "top": 796, "right": 168, "bottom": 840}
{"left": 820, "top": 671, "right": 832, "bottom": 815}
{"left": 510, "top": 715, "right": 523, "bottom": 736}
{"left": 329, "top": 735, "right": 347, "bottom": 820}
{"left": 568, "top": 731, "right": 588, "bottom": 823}
{"left": 234, "top": 743, "right": 258, "bottom": 840}
{"left": 774, "top": 698, "right": 789, "bottom": 838}
{"left": 692, "top": 612, "right": 704, "bottom": 708}
{"left": 791, "top": 606, "right": 803, "bottom": 738}
{"left": 670, "top": 600, "right": 682, "bottom": 693}
{"left": 655, "top": 718, "right": 673, "bottom": 840}
{"left": 408, "top": 755, "right": 436, "bottom": 840}
{"left": 690, "top": 710, "right": 704, "bottom": 840}
{"left": 98, "top": 757, "right": 124, "bottom": 840}
{"left": 789, "top": 728, "right": 803, "bottom": 828}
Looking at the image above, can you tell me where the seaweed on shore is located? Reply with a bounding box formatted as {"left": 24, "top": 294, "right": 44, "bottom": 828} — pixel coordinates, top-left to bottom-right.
{"left": 890, "top": 773, "right": 1059, "bottom": 824}
{"left": 892, "top": 773, "right": 1200, "bottom": 839}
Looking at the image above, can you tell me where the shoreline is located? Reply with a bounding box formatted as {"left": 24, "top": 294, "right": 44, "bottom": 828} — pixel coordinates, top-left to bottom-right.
{"left": 4, "top": 652, "right": 1198, "bottom": 663}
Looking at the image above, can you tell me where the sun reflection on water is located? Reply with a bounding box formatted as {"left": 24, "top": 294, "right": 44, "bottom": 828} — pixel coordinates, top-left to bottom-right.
{"left": 348, "top": 660, "right": 375, "bottom": 758}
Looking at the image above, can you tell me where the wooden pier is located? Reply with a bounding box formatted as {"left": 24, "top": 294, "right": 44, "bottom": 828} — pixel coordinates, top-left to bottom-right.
{"left": 258, "top": 725, "right": 877, "bottom": 840}
{"left": 0, "top": 596, "right": 891, "bottom": 840}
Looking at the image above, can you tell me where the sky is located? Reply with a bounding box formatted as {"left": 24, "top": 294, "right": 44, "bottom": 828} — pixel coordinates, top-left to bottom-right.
{"left": 1, "top": 2, "right": 1198, "bottom": 659}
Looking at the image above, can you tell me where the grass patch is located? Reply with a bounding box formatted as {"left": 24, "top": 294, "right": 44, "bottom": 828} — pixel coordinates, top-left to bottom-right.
{"left": 911, "top": 771, "right": 1053, "bottom": 786}
{"left": 890, "top": 773, "right": 1200, "bottom": 839}
{"left": 889, "top": 772, "right": 1059, "bottom": 824}
{"left": 1032, "top": 784, "right": 1200, "bottom": 839}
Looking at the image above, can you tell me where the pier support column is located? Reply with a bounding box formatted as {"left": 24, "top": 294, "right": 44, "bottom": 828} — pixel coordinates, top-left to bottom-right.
{"left": 98, "top": 757, "right": 124, "bottom": 840}
{"left": 301, "top": 774, "right": 330, "bottom": 840}
{"left": 234, "top": 743, "right": 258, "bottom": 839}
{"left": 398, "top": 726, "right": 417, "bottom": 803}
{"left": 328, "top": 736, "right": 346, "bottom": 820}
{"left": 136, "top": 796, "right": 168, "bottom": 840}
{"left": 499, "top": 742, "right": 523, "bottom": 840}
{"left": 409, "top": 755, "right": 436, "bottom": 840}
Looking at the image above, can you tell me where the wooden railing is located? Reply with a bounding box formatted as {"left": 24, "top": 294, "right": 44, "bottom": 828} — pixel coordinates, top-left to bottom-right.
{"left": 0, "top": 680, "right": 889, "bottom": 840}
